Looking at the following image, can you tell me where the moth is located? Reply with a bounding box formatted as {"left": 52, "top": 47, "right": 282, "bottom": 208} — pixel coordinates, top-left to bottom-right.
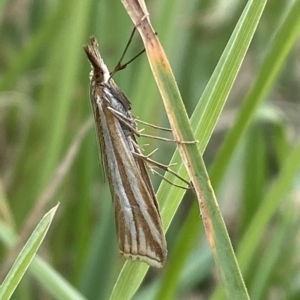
{"left": 84, "top": 37, "right": 167, "bottom": 268}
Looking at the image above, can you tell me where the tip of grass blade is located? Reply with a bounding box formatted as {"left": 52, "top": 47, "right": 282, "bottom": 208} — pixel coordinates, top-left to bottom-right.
{"left": 0, "top": 203, "right": 59, "bottom": 300}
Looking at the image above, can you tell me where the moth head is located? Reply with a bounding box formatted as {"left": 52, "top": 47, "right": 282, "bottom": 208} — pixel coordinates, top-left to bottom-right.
{"left": 92, "top": 67, "right": 105, "bottom": 84}
{"left": 84, "top": 37, "right": 110, "bottom": 84}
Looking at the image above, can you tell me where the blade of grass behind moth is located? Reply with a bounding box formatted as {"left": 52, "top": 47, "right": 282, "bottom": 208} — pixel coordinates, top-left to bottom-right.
{"left": 157, "top": 1, "right": 278, "bottom": 299}
{"left": 138, "top": 23, "right": 250, "bottom": 300}
{"left": 109, "top": 0, "right": 268, "bottom": 299}
{"left": 112, "top": 3, "right": 263, "bottom": 298}
{"left": 210, "top": 1, "right": 300, "bottom": 298}
{"left": 158, "top": 2, "right": 300, "bottom": 299}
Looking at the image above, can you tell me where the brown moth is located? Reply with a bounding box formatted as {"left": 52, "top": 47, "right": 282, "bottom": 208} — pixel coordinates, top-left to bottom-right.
{"left": 84, "top": 37, "right": 167, "bottom": 268}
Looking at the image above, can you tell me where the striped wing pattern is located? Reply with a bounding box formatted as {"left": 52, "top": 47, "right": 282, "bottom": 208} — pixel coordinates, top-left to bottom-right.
{"left": 84, "top": 37, "right": 167, "bottom": 268}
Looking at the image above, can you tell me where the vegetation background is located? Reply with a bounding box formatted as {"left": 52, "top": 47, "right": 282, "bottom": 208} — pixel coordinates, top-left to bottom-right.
{"left": 0, "top": 0, "right": 300, "bottom": 299}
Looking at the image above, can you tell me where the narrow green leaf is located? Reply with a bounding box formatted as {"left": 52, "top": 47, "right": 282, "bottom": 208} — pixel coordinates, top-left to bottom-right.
{"left": 0, "top": 204, "right": 59, "bottom": 300}
{"left": 0, "top": 214, "right": 88, "bottom": 300}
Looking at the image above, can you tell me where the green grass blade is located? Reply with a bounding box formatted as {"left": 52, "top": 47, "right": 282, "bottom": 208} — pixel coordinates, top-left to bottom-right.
{"left": 210, "top": 1, "right": 300, "bottom": 297}
{"left": 110, "top": 0, "right": 267, "bottom": 299}
{"left": 160, "top": 0, "right": 300, "bottom": 297}
{"left": 0, "top": 216, "right": 87, "bottom": 300}
{"left": 154, "top": 206, "right": 202, "bottom": 300}
{"left": 0, "top": 204, "right": 58, "bottom": 300}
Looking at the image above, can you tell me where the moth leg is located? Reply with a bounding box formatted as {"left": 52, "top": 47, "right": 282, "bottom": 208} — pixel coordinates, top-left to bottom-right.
{"left": 132, "top": 149, "right": 191, "bottom": 189}
{"left": 135, "top": 118, "right": 197, "bottom": 144}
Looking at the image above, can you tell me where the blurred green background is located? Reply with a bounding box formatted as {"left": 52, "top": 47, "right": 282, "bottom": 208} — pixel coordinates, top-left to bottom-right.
{"left": 1, "top": 0, "right": 300, "bottom": 299}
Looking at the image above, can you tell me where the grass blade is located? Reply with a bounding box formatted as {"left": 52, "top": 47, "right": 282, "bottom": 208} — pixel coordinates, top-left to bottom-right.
{"left": 109, "top": 0, "right": 267, "bottom": 299}
{"left": 0, "top": 204, "right": 58, "bottom": 300}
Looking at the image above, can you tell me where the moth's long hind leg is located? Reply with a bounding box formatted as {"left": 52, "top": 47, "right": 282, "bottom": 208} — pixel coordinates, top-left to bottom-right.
{"left": 132, "top": 148, "right": 192, "bottom": 189}
{"left": 135, "top": 119, "right": 197, "bottom": 144}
